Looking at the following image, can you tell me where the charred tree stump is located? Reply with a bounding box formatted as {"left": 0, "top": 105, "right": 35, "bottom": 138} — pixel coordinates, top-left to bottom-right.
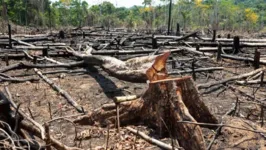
{"left": 4, "top": 54, "right": 9, "bottom": 66}
{"left": 8, "top": 24, "right": 12, "bottom": 49}
{"left": 217, "top": 43, "right": 222, "bottom": 62}
{"left": 170, "top": 56, "right": 176, "bottom": 69}
{"left": 212, "top": 30, "right": 216, "bottom": 42}
{"left": 227, "top": 34, "right": 231, "bottom": 39}
{"left": 43, "top": 46, "right": 49, "bottom": 57}
{"left": 196, "top": 44, "right": 200, "bottom": 51}
{"left": 192, "top": 60, "right": 196, "bottom": 80}
{"left": 261, "top": 71, "right": 264, "bottom": 87}
{"left": 59, "top": 30, "right": 65, "bottom": 39}
{"left": 176, "top": 23, "right": 180, "bottom": 36}
{"left": 254, "top": 49, "right": 260, "bottom": 69}
{"left": 82, "top": 32, "right": 85, "bottom": 39}
{"left": 33, "top": 56, "right": 37, "bottom": 64}
{"left": 152, "top": 34, "right": 158, "bottom": 49}
{"left": 233, "top": 36, "right": 240, "bottom": 54}
{"left": 167, "top": 0, "right": 172, "bottom": 35}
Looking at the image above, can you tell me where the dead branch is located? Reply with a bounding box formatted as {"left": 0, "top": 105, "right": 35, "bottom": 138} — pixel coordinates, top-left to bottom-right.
{"left": 12, "top": 69, "right": 86, "bottom": 78}
{"left": 65, "top": 46, "right": 157, "bottom": 82}
{"left": 236, "top": 79, "right": 266, "bottom": 85}
{"left": 197, "top": 67, "right": 266, "bottom": 89}
{"left": 0, "top": 73, "right": 39, "bottom": 83}
{"left": 126, "top": 127, "right": 180, "bottom": 150}
{"left": 0, "top": 61, "right": 84, "bottom": 73}
{"left": 228, "top": 85, "right": 266, "bottom": 106}
{"left": 175, "top": 121, "right": 266, "bottom": 134}
{"left": 207, "top": 101, "right": 237, "bottom": 150}
{"left": 21, "top": 121, "right": 82, "bottom": 150}
{"left": 2, "top": 87, "right": 82, "bottom": 150}
{"left": 4, "top": 86, "right": 46, "bottom": 140}
{"left": 91, "top": 48, "right": 183, "bottom": 55}
{"left": 34, "top": 68, "right": 84, "bottom": 113}
{"left": 11, "top": 38, "right": 35, "bottom": 47}
{"left": 169, "top": 67, "right": 223, "bottom": 75}
{"left": 222, "top": 54, "right": 266, "bottom": 65}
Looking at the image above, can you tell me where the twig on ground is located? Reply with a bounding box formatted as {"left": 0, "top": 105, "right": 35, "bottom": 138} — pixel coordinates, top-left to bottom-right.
{"left": 34, "top": 68, "right": 84, "bottom": 113}
{"left": 126, "top": 127, "right": 180, "bottom": 150}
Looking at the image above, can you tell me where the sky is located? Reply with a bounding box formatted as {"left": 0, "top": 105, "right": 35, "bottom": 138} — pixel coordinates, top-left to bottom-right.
{"left": 51, "top": 0, "right": 163, "bottom": 8}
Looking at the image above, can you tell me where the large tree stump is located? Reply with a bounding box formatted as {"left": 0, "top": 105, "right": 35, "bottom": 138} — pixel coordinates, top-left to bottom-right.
{"left": 74, "top": 52, "right": 217, "bottom": 150}
{"left": 140, "top": 77, "right": 207, "bottom": 150}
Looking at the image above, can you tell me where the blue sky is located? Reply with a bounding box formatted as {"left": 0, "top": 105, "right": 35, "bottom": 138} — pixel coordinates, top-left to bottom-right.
{"left": 50, "top": 0, "right": 163, "bottom": 8}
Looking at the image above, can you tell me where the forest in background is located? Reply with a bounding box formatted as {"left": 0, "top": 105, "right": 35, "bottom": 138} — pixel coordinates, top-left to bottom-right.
{"left": 0, "top": 0, "right": 266, "bottom": 32}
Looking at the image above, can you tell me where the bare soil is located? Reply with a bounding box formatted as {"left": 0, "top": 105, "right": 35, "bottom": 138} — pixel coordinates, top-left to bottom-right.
{"left": 1, "top": 42, "right": 266, "bottom": 150}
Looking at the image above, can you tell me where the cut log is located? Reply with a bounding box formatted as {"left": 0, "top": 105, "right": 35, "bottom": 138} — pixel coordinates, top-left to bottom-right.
{"left": 154, "top": 32, "right": 197, "bottom": 41}
{"left": 0, "top": 61, "right": 84, "bottom": 73}
{"left": 11, "top": 38, "right": 35, "bottom": 47}
{"left": 0, "top": 52, "right": 71, "bottom": 59}
{"left": 197, "top": 67, "right": 266, "bottom": 89}
{"left": 236, "top": 79, "right": 266, "bottom": 85}
{"left": 221, "top": 54, "right": 266, "bottom": 65}
{"left": 200, "top": 37, "right": 266, "bottom": 43}
{"left": 169, "top": 67, "right": 224, "bottom": 75}
{"left": 166, "top": 41, "right": 266, "bottom": 48}
{"left": 91, "top": 48, "right": 183, "bottom": 55}
{"left": 0, "top": 74, "right": 39, "bottom": 83}
{"left": 20, "top": 37, "right": 53, "bottom": 42}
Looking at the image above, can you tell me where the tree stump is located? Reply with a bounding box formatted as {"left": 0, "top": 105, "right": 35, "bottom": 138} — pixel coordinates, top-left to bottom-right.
{"left": 140, "top": 77, "right": 208, "bottom": 150}
{"left": 74, "top": 52, "right": 217, "bottom": 150}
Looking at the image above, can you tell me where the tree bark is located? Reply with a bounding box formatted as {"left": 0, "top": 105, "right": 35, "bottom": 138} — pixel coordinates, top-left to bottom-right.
{"left": 75, "top": 77, "right": 217, "bottom": 150}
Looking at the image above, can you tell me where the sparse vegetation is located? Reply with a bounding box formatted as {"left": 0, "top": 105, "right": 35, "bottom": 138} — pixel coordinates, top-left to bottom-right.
{"left": 0, "top": 0, "right": 265, "bottom": 31}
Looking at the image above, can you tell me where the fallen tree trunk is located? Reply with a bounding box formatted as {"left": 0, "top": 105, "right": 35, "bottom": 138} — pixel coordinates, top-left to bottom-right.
{"left": 236, "top": 79, "right": 266, "bottom": 85}
{"left": 11, "top": 38, "right": 35, "bottom": 47}
{"left": 91, "top": 48, "right": 183, "bottom": 55}
{"left": 197, "top": 67, "right": 266, "bottom": 89}
{"left": 221, "top": 54, "right": 266, "bottom": 65}
{"left": 65, "top": 47, "right": 157, "bottom": 82}
{"left": 65, "top": 46, "right": 212, "bottom": 82}
{"left": 0, "top": 74, "right": 39, "bottom": 83}
{"left": 200, "top": 37, "right": 266, "bottom": 43}
{"left": 11, "top": 69, "right": 87, "bottom": 78}
{"left": 0, "top": 61, "right": 84, "bottom": 73}
{"left": 0, "top": 52, "right": 71, "bottom": 59}
{"left": 158, "top": 32, "right": 198, "bottom": 41}
{"left": 20, "top": 37, "right": 53, "bottom": 42}
{"left": 169, "top": 67, "right": 224, "bottom": 75}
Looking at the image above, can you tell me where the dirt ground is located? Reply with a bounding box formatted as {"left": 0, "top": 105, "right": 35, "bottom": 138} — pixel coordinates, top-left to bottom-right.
{"left": 1, "top": 39, "right": 266, "bottom": 149}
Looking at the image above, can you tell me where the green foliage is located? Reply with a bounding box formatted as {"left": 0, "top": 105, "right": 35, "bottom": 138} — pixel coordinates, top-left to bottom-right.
{"left": 0, "top": 0, "right": 266, "bottom": 31}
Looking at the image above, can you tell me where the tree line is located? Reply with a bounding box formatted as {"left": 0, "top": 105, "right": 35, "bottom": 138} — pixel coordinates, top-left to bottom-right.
{"left": 0, "top": 0, "right": 265, "bottom": 32}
